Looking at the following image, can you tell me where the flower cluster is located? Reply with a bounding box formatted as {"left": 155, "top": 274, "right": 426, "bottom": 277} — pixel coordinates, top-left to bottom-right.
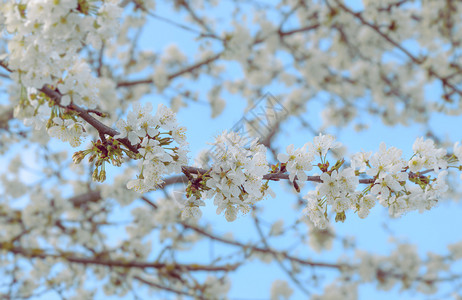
{"left": 2, "top": 0, "right": 121, "bottom": 89}
{"left": 47, "top": 117, "right": 85, "bottom": 147}
{"left": 56, "top": 61, "right": 99, "bottom": 108}
{"left": 278, "top": 134, "right": 342, "bottom": 182}
{"left": 297, "top": 136, "right": 452, "bottom": 228}
{"left": 364, "top": 140, "right": 449, "bottom": 218}
{"left": 275, "top": 134, "right": 354, "bottom": 228}
{"left": 409, "top": 137, "right": 448, "bottom": 172}
{"left": 175, "top": 133, "right": 458, "bottom": 227}
{"left": 353, "top": 241, "right": 453, "bottom": 294}
{"left": 14, "top": 87, "right": 87, "bottom": 147}
{"left": 182, "top": 131, "right": 274, "bottom": 222}
{"left": 124, "top": 103, "right": 189, "bottom": 193}
{"left": 4, "top": 0, "right": 121, "bottom": 146}
{"left": 304, "top": 167, "right": 359, "bottom": 228}
{"left": 277, "top": 143, "right": 315, "bottom": 183}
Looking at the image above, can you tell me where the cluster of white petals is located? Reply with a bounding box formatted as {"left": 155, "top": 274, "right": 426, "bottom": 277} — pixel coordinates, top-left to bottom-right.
{"left": 187, "top": 130, "right": 275, "bottom": 222}
{"left": 124, "top": 103, "right": 189, "bottom": 193}
{"left": 277, "top": 143, "right": 315, "bottom": 183}
{"left": 47, "top": 117, "right": 85, "bottom": 147}
{"left": 303, "top": 168, "right": 360, "bottom": 228}
{"left": 1, "top": 0, "right": 121, "bottom": 96}
{"left": 175, "top": 132, "right": 457, "bottom": 228}
{"left": 270, "top": 279, "right": 293, "bottom": 300}
{"left": 181, "top": 195, "right": 206, "bottom": 221}
{"left": 409, "top": 137, "right": 448, "bottom": 172}
{"left": 275, "top": 136, "right": 452, "bottom": 229}
{"left": 350, "top": 239, "right": 462, "bottom": 294}
{"left": 312, "top": 281, "right": 358, "bottom": 300}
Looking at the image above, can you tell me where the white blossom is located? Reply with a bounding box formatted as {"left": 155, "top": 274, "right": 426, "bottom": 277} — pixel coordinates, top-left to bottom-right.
{"left": 204, "top": 130, "right": 271, "bottom": 221}
{"left": 270, "top": 280, "right": 293, "bottom": 300}
{"left": 47, "top": 117, "right": 84, "bottom": 147}
{"left": 278, "top": 143, "right": 315, "bottom": 182}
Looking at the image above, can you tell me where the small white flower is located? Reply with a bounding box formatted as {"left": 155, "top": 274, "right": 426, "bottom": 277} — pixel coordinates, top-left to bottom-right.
{"left": 411, "top": 137, "right": 447, "bottom": 172}
{"left": 47, "top": 117, "right": 83, "bottom": 147}
{"left": 278, "top": 143, "right": 315, "bottom": 182}
{"left": 319, "top": 171, "right": 340, "bottom": 199}
{"left": 409, "top": 156, "right": 424, "bottom": 172}
{"left": 270, "top": 280, "right": 293, "bottom": 300}
{"left": 338, "top": 168, "right": 359, "bottom": 193}
{"left": 127, "top": 178, "right": 148, "bottom": 193}
{"left": 366, "top": 142, "right": 405, "bottom": 178}
{"left": 350, "top": 151, "right": 372, "bottom": 172}
{"left": 269, "top": 220, "right": 284, "bottom": 236}
{"left": 277, "top": 144, "right": 295, "bottom": 164}
{"left": 454, "top": 142, "right": 462, "bottom": 162}
{"left": 114, "top": 118, "right": 143, "bottom": 145}
{"left": 181, "top": 196, "right": 205, "bottom": 220}
{"left": 155, "top": 103, "right": 177, "bottom": 130}
{"left": 311, "top": 133, "right": 342, "bottom": 157}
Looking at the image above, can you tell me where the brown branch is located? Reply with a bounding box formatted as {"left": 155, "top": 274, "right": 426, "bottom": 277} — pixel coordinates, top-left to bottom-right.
{"left": 171, "top": 165, "right": 433, "bottom": 185}
{"left": 0, "top": 107, "right": 14, "bottom": 130}
{"left": 179, "top": 0, "right": 221, "bottom": 41}
{"left": 3, "top": 244, "right": 238, "bottom": 272}
{"left": 116, "top": 21, "right": 321, "bottom": 89}
{"left": 116, "top": 53, "right": 222, "bottom": 88}
{"left": 165, "top": 52, "right": 220, "bottom": 79}
{"left": 68, "top": 190, "right": 344, "bottom": 270}
{"left": 0, "top": 59, "right": 12, "bottom": 72}
{"left": 181, "top": 221, "right": 343, "bottom": 270}
{"left": 68, "top": 165, "right": 440, "bottom": 208}
{"left": 253, "top": 215, "right": 312, "bottom": 296}
{"left": 38, "top": 85, "right": 139, "bottom": 153}
{"left": 333, "top": 0, "right": 462, "bottom": 97}
{"left": 134, "top": 275, "right": 204, "bottom": 299}
{"left": 280, "top": 23, "right": 321, "bottom": 37}
{"left": 69, "top": 190, "right": 102, "bottom": 207}
{"left": 138, "top": 193, "right": 346, "bottom": 270}
{"left": 187, "top": 217, "right": 462, "bottom": 287}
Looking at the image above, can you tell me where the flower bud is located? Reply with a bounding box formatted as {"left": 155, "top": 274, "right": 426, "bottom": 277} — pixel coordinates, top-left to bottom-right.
{"left": 72, "top": 151, "right": 85, "bottom": 164}
{"left": 99, "top": 170, "right": 106, "bottom": 182}
{"left": 92, "top": 169, "right": 99, "bottom": 181}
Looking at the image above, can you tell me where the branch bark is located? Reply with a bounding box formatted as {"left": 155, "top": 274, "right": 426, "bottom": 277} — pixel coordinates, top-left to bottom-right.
{"left": 2, "top": 243, "right": 238, "bottom": 272}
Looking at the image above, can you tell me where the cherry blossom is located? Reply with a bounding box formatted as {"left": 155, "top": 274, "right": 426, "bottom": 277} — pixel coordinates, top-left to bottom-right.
{"left": 1, "top": 0, "right": 462, "bottom": 299}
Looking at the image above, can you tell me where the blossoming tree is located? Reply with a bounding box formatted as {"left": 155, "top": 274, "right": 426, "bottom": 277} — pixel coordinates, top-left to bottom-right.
{"left": 1, "top": 0, "right": 462, "bottom": 299}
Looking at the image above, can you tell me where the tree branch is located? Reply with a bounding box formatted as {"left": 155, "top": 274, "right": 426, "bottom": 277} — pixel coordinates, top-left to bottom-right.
{"left": 116, "top": 53, "right": 222, "bottom": 88}
{"left": 39, "top": 86, "right": 139, "bottom": 153}
{"left": 2, "top": 243, "right": 238, "bottom": 272}
{"left": 333, "top": 0, "right": 462, "bottom": 97}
